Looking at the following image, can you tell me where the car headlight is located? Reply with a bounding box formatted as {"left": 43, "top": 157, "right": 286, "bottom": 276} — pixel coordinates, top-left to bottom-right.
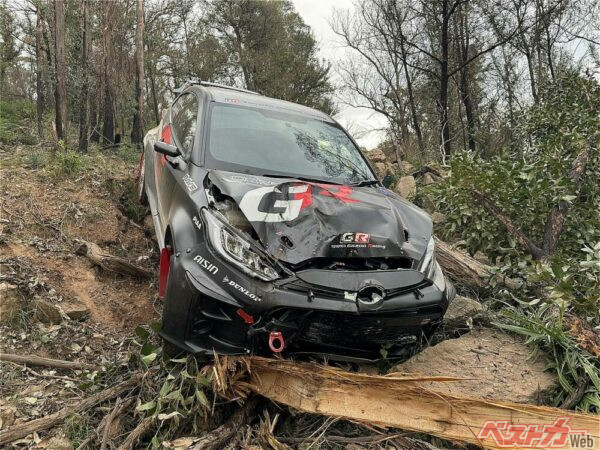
{"left": 419, "top": 236, "right": 435, "bottom": 275}
{"left": 202, "top": 209, "right": 279, "bottom": 281}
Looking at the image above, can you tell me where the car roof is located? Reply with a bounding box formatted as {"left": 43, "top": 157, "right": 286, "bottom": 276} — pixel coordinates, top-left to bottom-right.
{"left": 189, "top": 84, "right": 334, "bottom": 123}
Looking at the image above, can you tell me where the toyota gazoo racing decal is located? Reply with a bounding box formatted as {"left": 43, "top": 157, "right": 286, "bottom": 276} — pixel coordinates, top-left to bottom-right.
{"left": 331, "top": 232, "right": 387, "bottom": 250}
{"left": 238, "top": 183, "right": 360, "bottom": 223}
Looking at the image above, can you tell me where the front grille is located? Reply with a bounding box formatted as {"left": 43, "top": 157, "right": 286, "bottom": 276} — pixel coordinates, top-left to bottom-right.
{"left": 268, "top": 306, "right": 443, "bottom": 354}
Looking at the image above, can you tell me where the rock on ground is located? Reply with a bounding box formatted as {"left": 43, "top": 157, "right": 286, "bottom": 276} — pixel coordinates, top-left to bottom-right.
{"left": 444, "top": 295, "right": 485, "bottom": 330}
{"left": 401, "top": 160, "right": 415, "bottom": 174}
{"left": 373, "top": 162, "right": 387, "bottom": 178}
{"left": 392, "top": 328, "right": 557, "bottom": 404}
{"left": 422, "top": 172, "right": 436, "bottom": 185}
{"left": 0, "top": 283, "right": 22, "bottom": 322}
{"left": 365, "top": 148, "right": 386, "bottom": 162}
{"left": 33, "top": 298, "right": 63, "bottom": 325}
{"left": 395, "top": 176, "right": 416, "bottom": 199}
{"left": 62, "top": 302, "right": 90, "bottom": 321}
{"left": 432, "top": 212, "right": 446, "bottom": 224}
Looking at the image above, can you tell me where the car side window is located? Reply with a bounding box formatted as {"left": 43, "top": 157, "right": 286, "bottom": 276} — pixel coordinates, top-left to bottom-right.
{"left": 171, "top": 93, "right": 199, "bottom": 159}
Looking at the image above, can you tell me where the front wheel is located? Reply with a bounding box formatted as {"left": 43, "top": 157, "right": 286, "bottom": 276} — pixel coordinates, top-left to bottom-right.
{"left": 137, "top": 151, "right": 148, "bottom": 206}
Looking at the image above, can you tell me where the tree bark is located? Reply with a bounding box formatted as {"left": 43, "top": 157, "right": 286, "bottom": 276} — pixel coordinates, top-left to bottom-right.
{"left": 74, "top": 240, "right": 153, "bottom": 278}
{"left": 78, "top": 0, "right": 91, "bottom": 153}
{"left": 35, "top": 0, "right": 45, "bottom": 139}
{"left": 399, "top": 37, "right": 423, "bottom": 153}
{"left": 439, "top": 0, "right": 452, "bottom": 160}
{"left": 102, "top": 0, "right": 115, "bottom": 144}
{"left": 0, "top": 374, "right": 142, "bottom": 446}
{"left": 53, "top": 0, "right": 66, "bottom": 140}
{"left": 131, "top": 0, "right": 145, "bottom": 146}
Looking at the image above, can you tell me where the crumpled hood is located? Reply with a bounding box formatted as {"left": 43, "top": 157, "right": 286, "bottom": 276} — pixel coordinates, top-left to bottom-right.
{"left": 207, "top": 171, "right": 432, "bottom": 266}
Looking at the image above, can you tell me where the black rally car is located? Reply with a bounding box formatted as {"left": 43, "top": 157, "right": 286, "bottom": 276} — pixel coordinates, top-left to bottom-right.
{"left": 139, "top": 80, "right": 455, "bottom": 360}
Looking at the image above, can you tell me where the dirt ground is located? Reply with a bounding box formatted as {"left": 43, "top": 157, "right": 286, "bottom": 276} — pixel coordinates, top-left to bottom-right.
{"left": 0, "top": 144, "right": 562, "bottom": 449}
{"left": 1, "top": 145, "right": 159, "bottom": 332}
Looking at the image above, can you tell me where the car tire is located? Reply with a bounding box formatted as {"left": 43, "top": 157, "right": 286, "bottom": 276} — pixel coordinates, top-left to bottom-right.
{"left": 162, "top": 339, "right": 184, "bottom": 361}
{"left": 137, "top": 152, "right": 148, "bottom": 206}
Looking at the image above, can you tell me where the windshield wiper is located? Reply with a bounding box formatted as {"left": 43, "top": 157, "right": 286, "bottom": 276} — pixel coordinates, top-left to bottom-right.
{"left": 351, "top": 179, "right": 379, "bottom": 187}
{"left": 260, "top": 174, "right": 344, "bottom": 185}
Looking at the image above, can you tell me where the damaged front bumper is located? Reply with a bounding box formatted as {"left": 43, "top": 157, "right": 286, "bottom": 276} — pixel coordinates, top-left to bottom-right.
{"left": 160, "top": 246, "right": 455, "bottom": 361}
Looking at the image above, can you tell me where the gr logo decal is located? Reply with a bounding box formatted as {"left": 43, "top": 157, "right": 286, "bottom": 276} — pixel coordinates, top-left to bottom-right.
{"left": 341, "top": 232, "right": 370, "bottom": 243}
{"left": 239, "top": 185, "right": 309, "bottom": 222}
{"left": 239, "top": 183, "right": 361, "bottom": 222}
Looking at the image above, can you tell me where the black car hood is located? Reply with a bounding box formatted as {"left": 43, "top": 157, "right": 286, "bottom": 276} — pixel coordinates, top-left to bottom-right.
{"left": 207, "top": 171, "right": 432, "bottom": 266}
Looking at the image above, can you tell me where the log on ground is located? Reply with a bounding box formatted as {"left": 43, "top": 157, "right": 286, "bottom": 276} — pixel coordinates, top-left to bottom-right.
{"left": 241, "top": 357, "right": 599, "bottom": 450}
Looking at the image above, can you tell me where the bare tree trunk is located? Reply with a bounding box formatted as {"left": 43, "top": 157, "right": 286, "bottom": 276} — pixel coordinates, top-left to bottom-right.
{"left": 131, "top": 0, "right": 145, "bottom": 146}
{"left": 456, "top": 12, "right": 476, "bottom": 152}
{"left": 78, "top": 0, "right": 91, "bottom": 153}
{"left": 148, "top": 62, "right": 160, "bottom": 124}
{"left": 439, "top": 0, "right": 452, "bottom": 160}
{"left": 35, "top": 0, "right": 44, "bottom": 139}
{"left": 102, "top": 0, "right": 115, "bottom": 144}
{"left": 53, "top": 0, "right": 66, "bottom": 140}
{"left": 399, "top": 38, "right": 423, "bottom": 153}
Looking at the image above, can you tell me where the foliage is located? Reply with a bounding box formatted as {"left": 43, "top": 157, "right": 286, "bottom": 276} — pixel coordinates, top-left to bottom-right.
{"left": 494, "top": 301, "right": 600, "bottom": 413}
{"left": 51, "top": 141, "right": 85, "bottom": 176}
{"left": 106, "top": 177, "right": 146, "bottom": 222}
{"left": 0, "top": 100, "right": 38, "bottom": 145}
{"left": 204, "top": 0, "right": 335, "bottom": 113}
{"left": 429, "top": 73, "right": 600, "bottom": 315}
{"left": 132, "top": 325, "right": 213, "bottom": 445}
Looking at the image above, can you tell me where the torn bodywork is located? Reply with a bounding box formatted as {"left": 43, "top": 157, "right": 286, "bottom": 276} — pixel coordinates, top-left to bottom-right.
{"left": 160, "top": 171, "right": 454, "bottom": 361}
{"left": 142, "top": 82, "right": 455, "bottom": 361}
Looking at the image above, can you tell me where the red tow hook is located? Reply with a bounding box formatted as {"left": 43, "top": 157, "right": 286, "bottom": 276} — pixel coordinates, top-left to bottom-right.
{"left": 269, "top": 332, "right": 285, "bottom": 353}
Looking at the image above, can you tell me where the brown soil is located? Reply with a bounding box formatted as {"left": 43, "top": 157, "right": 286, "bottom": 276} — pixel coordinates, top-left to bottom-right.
{"left": 393, "top": 328, "right": 557, "bottom": 404}
{"left": 0, "top": 147, "right": 159, "bottom": 332}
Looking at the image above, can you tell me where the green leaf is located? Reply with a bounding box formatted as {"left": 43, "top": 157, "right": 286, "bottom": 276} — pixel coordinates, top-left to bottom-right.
{"left": 195, "top": 388, "right": 209, "bottom": 407}
{"left": 136, "top": 400, "right": 156, "bottom": 412}
{"left": 141, "top": 352, "right": 157, "bottom": 365}
{"left": 135, "top": 326, "right": 150, "bottom": 340}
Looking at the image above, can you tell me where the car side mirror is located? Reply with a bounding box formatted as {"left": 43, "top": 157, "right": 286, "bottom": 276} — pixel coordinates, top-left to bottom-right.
{"left": 382, "top": 174, "right": 395, "bottom": 189}
{"left": 154, "top": 141, "right": 181, "bottom": 157}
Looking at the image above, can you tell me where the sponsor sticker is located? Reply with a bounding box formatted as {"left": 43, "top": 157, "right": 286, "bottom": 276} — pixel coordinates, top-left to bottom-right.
{"left": 222, "top": 275, "right": 261, "bottom": 302}
{"left": 193, "top": 255, "right": 218, "bottom": 275}
{"left": 193, "top": 215, "right": 202, "bottom": 230}
{"left": 182, "top": 174, "right": 199, "bottom": 192}
{"left": 331, "top": 232, "right": 386, "bottom": 250}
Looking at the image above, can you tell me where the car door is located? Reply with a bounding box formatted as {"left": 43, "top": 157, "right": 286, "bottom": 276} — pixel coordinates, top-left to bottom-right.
{"left": 154, "top": 93, "right": 200, "bottom": 232}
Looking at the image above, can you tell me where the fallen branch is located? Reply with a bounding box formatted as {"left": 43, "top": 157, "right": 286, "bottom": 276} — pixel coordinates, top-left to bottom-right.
{"left": 0, "top": 352, "right": 100, "bottom": 371}
{"left": 434, "top": 238, "right": 521, "bottom": 291}
{"left": 75, "top": 239, "right": 152, "bottom": 278}
{"left": 117, "top": 417, "right": 155, "bottom": 450}
{"left": 168, "top": 397, "right": 259, "bottom": 450}
{"left": 238, "top": 357, "right": 599, "bottom": 450}
{"left": 0, "top": 374, "right": 142, "bottom": 445}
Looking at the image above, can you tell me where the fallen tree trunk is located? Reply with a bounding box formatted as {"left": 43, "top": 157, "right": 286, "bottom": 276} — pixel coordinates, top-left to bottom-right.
{"left": 0, "top": 374, "right": 142, "bottom": 445}
{"left": 435, "top": 237, "right": 520, "bottom": 291}
{"left": 240, "top": 357, "right": 599, "bottom": 450}
{"left": 75, "top": 240, "right": 152, "bottom": 278}
{"left": 0, "top": 352, "right": 100, "bottom": 371}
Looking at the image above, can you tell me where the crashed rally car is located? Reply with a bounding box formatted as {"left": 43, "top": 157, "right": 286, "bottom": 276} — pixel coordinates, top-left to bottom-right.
{"left": 139, "top": 80, "right": 455, "bottom": 360}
